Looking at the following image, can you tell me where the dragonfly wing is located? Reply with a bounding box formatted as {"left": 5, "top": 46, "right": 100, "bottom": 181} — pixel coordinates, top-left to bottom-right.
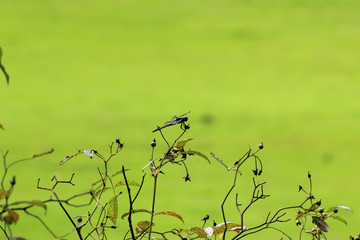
{"left": 178, "top": 111, "right": 190, "bottom": 118}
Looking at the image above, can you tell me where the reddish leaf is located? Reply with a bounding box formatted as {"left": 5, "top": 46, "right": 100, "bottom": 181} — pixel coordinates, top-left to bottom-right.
{"left": 155, "top": 211, "right": 184, "bottom": 223}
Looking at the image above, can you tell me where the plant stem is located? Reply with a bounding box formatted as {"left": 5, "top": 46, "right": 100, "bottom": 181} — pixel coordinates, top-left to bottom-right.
{"left": 149, "top": 175, "right": 158, "bottom": 240}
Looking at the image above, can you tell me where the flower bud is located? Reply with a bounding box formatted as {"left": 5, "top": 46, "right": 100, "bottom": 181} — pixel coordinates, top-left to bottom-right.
{"left": 10, "top": 176, "right": 16, "bottom": 186}
{"left": 151, "top": 139, "right": 156, "bottom": 148}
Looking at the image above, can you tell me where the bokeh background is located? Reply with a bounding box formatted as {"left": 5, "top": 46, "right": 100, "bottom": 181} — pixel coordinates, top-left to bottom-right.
{"left": 1, "top": 0, "right": 359, "bottom": 239}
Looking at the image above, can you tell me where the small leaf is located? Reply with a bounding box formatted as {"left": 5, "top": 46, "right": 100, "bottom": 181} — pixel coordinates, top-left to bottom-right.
{"left": 0, "top": 189, "right": 9, "bottom": 201}
{"left": 136, "top": 221, "right": 153, "bottom": 233}
{"left": 11, "top": 200, "right": 47, "bottom": 210}
{"left": 4, "top": 209, "right": 20, "bottom": 225}
{"left": 121, "top": 209, "right": 151, "bottom": 219}
{"left": 0, "top": 124, "right": 4, "bottom": 130}
{"left": 185, "top": 151, "right": 210, "bottom": 164}
{"left": 189, "top": 227, "right": 207, "bottom": 239}
{"left": 296, "top": 211, "right": 306, "bottom": 220}
{"left": 175, "top": 138, "right": 194, "bottom": 150}
{"left": 329, "top": 215, "right": 347, "bottom": 225}
{"left": 91, "top": 179, "right": 104, "bottom": 187}
{"left": 213, "top": 222, "right": 244, "bottom": 235}
{"left": 111, "top": 169, "right": 129, "bottom": 178}
{"left": 312, "top": 216, "right": 329, "bottom": 232}
{"left": 115, "top": 180, "right": 140, "bottom": 187}
{"left": 308, "top": 202, "right": 320, "bottom": 211}
{"left": 155, "top": 211, "right": 184, "bottom": 223}
{"left": 107, "top": 196, "right": 118, "bottom": 224}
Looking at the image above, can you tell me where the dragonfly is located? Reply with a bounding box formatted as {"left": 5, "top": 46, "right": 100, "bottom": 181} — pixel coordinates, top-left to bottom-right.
{"left": 152, "top": 112, "right": 191, "bottom": 132}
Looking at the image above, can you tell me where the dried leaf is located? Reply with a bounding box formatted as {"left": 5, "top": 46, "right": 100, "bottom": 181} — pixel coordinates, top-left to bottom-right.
{"left": 4, "top": 209, "right": 20, "bottom": 225}
{"left": 312, "top": 216, "right": 329, "bottom": 232}
{"left": 107, "top": 196, "right": 118, "bottom": 224}
{"left": 11, "top": 200, "right": 47, "bottom": 210}
{"left": 189, "top": 227, "right": 207, "bottom": 239}
{"left": 136, "top": 221, "right": 153, "bottom": 233}
{"left": 121, "top": 209, "right": 151, "bottom": 219}
{"left": 0, "top": 189, "right": 9, "bottom": 201}
{"left": 213, "top": 222, "right": 246, "bottom": 235}
{"left": 155, "top": 211, "right": 184, "bottom": 223}
{"left": 32, "top": 149, "right": 54, "bottom": 158}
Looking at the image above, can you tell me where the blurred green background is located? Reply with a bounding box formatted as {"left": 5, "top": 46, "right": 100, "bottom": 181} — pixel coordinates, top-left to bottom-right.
{"left": 1, "top": 0, "right": 359, "bottom": 239}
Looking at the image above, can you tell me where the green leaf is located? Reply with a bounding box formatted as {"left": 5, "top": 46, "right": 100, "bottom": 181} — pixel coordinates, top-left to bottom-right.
{"left": 121, "top": 209, "right": 151, "bottom": 219}
{"left": 107, "top": 196, "right": 118, "bottom": 224}
{"left": 329, "top": 215, "right": 347, "bottom": 225}
{"left": 185, "top": 150, "right": 210, "bottom": 164}
{"left": 312, "top": 216, "right": 329, "bottom": 232}
{"left": 155, "top": 211, "right": 184, "bottom": 223}
{"left": 175, "top": 138, "right": 194, "bottom": 150}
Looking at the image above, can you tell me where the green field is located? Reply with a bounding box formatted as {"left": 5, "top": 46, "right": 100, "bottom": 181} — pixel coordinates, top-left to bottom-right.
{"left": 1, "top": 0, "right": 360, "bottom": 239}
